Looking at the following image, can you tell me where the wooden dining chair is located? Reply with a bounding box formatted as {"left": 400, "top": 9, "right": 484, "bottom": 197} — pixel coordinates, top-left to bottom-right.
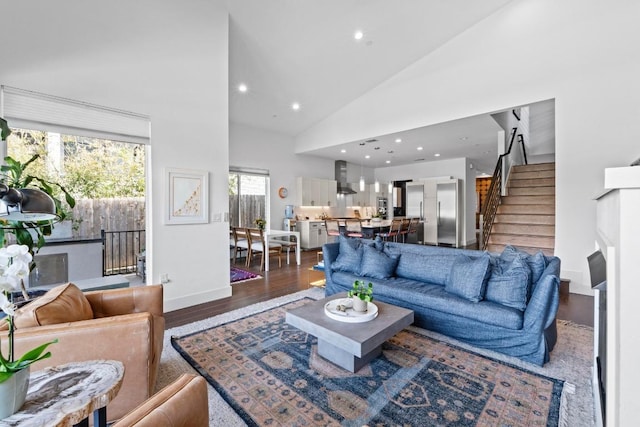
{"left": 231, "top": 227, "right": 249, "bottom": 264}
{"left": 246, "top": 228, "right": 282, "bottom": 271}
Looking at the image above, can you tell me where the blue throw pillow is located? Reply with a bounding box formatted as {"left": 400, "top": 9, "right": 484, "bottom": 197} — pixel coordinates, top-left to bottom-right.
{"left": 500, "top": 245, "right": 547, "bottom": 297}
{"left": 394, "top": 252, "right": 456, "bottom": 286}
{"left": 331, "top": 235, "right": 363, "bottom": 274}
{"left": 361, "top": 235, "right": 385, "bottom": 252}
{"left": 445, "top": 254, "right": 491, "bottom": 302}
{"left": 485, "top": 254, "right": 531, "bottom": 311}
{"left": 360, "top": 244, "right": 399, "bottom": 279}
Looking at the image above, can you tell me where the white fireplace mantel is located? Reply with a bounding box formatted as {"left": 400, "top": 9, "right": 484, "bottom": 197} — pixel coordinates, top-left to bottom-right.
{"left": 594, "top": 165, "right": 640, "bottom": 427}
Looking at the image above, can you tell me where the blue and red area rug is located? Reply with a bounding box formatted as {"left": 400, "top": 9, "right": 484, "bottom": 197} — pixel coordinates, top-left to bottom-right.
{"left": 172, "top": 298, "right": 566, "bottom": 426}
{"left": 230, "top": 266, "right": 261, "bottom": 284}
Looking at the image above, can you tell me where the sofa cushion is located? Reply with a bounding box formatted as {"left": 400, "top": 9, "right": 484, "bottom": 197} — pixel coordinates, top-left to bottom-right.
{"left": 501, "top": 245, "right": 547, "bottom": 284}
{"left": 361, "top": 235, "right": 385, "bottom": 252}
{"left": 12, "top": 283, "right": 94, "bottom": 329}
{"left": 331, "top": 235, "right": 363, "bottom": 274}
{"left": 373, "top": 279, "right": 524, "bottom": 330}
{"left": 485, "top": 255, "right": 531, "bottom": 311}
{"left": 392, "top": 251, "right": 455, "bottom": 286}
{"left": 360, "top": 244, "right": 399, "bottom": 279}
{"left": 445, "top": 254, "right": 491, "bottom": 302}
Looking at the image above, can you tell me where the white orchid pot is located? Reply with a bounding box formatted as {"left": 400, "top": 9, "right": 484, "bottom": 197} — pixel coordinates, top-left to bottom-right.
{"left": 0, "top": 366, "right": 30, "bottom": 418}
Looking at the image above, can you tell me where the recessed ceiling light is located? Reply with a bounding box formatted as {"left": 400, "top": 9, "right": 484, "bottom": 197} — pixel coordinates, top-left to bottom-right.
{"left": 434, "top": 153, "right": 441, "bottom": 157}
{"left": 386, "top": 160, "right": 391, "bottom": 164}
{"left": 365, "top": 155, "right": 370, "bottom": 159}
{"left": 340, "top": 149, "right": 346, "bottom": 153}
{"left": 395, "top": 138, "right": 402, "bottom": 143}
{"left": 417, "top": 146, "right": 423, "bottom": 151}
{"left": 292, "top": 102, "right": 300, "bottom": 111}
{"left": 238, "top": 83, "right": 248, "bottom": 93}
{"left": 354, "top": 30, "right": 364, "bottom": 40}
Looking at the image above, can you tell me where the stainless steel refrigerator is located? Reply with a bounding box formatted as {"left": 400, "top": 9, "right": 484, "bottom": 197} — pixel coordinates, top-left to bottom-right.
{"left": 406, "top": 183, "right": 424, "bottom": 220}
{"left": 437, "top": 182, "right": 458, "bottom": 246}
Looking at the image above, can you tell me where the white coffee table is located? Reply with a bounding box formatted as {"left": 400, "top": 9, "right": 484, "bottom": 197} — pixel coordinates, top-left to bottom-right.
{"left": 286, "top": 292, "right": 414, "bottom": 372}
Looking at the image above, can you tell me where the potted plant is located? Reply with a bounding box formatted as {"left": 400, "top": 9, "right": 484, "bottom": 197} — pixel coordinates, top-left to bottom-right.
{"left": 0, "top": 244, "right": 57, "bottom": 417}
{"left": 255, "top": 218, "right": 266, "bottom": 230}
{"left": 347, "top": 280, "right": 373, "bottom": 312}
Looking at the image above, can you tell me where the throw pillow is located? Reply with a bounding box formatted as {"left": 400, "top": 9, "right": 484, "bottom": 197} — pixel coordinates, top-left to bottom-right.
{"left": 500, "top": 245, "right": 547, "bottom": 296}
{"left": 361, "top": 235, "right": 385, "bottom": 252}
{"left": 10, "top": 283, "right": 94, "bottom": 329}
{"left": 445, "top": 254, "right": 491, "bottom": 302}
{"left": 360, "top": 244, "right": 400, "bottom": 279}
{"left": 485, "top": 254, "right": 531, "bottom": 311}
{"left": 394, "top": 253, "right": 456, "bottom": 286}
{"left": 331, "top": 235, "right": 363, "bottom": 274}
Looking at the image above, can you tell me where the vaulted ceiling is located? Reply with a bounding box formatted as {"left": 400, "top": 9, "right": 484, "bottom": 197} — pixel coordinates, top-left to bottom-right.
{"left": 225, "top": 0, "right": 523, "bottom": 173}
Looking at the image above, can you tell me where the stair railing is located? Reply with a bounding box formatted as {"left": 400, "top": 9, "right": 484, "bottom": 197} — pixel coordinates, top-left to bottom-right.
{"left": 480, "top": 126, "right": 520, "bottom": 251}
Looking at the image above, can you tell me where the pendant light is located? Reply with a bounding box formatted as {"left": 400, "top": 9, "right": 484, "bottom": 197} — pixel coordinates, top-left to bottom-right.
{"left": 388, "top": 181, "right": 393, "bottom": 194}
{"left": 359, "top": 162, "right": 365, "bottom": 191}
{"left": 374, "top": 180, "right": 380, "bottom": 193}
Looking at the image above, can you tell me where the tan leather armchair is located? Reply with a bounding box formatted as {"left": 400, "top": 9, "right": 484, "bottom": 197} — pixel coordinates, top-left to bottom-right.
{"left": 113, "top": 374, "right": 209, "bottom": 427}
{"left": 2, "top": 284, "right": 165, "bottom": 421}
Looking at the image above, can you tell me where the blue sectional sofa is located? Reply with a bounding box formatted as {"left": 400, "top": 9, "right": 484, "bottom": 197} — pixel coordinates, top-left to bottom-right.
{"left": 323, "top": 236, "right": 561, "bottom": 366}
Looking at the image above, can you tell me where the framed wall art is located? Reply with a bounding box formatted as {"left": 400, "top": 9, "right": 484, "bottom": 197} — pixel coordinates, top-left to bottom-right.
{"left": 165, "top": 168, "right": 209, "bottom": 224}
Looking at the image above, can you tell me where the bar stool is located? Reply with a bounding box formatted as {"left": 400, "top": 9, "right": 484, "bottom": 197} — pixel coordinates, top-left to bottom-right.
{"left": 377, "top": 218, "right": 403, "bottom": 242}
{"left": 344, "top": 219, "right": 364, "bottom": 238}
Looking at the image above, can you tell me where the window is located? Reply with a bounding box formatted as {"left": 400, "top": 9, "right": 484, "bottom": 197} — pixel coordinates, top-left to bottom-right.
{"left": 229, "top": 170, "right": 269, "bottom": 228}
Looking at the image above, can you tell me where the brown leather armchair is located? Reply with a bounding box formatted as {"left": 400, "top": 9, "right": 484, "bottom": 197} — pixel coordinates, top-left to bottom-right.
{"left": 1, "top": 284, "right": 165, "bottom": 421}
{"left": 113, "top": 374, "right": 209, "bottom": 427}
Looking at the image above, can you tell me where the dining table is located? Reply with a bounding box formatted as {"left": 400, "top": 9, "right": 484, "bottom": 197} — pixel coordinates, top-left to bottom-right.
{"left": 264, "top": 229, "right": 301, "bottom": 271}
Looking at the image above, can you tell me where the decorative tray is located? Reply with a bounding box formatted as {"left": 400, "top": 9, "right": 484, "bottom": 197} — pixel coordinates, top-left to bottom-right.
{"left": 324, "top": 298, "right": 378, "bottom": 323}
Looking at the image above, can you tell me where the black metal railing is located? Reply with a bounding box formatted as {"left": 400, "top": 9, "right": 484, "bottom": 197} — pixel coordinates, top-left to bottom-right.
{"left": 101, "top": 229, "right": 145, "bottom": 276}
{"left": 479, "top": 118, "right": 528, "bottom": 251}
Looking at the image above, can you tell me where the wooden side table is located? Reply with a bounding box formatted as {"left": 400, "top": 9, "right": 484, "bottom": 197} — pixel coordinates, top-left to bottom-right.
{"left": 0, "top": 360, "right": 124, "bottom": 427}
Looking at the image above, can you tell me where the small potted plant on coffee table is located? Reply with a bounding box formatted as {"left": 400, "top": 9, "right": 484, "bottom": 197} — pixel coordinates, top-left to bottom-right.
{"left": 348, "top": 280, "right": 373, "bottom": 312}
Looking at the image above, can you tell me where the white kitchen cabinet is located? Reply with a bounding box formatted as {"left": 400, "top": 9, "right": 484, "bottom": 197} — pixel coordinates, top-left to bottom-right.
{"left": 349, "top": 183, "right": 369, "bottom": 207}
{"left": 296, "top": 177, "right": 337, "bottom": 207}
{"left": 298, "top": 220, "right": 331, "bottom": 249}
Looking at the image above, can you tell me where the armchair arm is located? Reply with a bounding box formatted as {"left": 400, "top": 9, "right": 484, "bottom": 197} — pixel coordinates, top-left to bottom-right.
{"left": 523, "top": 274, "right": 560, "bottom": 333}
{"left": 3, "top": 312, "right": 164, "bottom": 421}
{"left": 114, "top": 374, "right": 209, "bottom": 427}
{"left": 85, "top": 284, "right": 164, "bottom": 318}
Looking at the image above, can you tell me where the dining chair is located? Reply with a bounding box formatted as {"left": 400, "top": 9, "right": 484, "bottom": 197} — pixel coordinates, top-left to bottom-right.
{"left": 377, "top": 218, "right": 403, "bottom": 242}
{"left": 231, "top": 227, "right": 249, "bottom": 264}
{"left": 246, "top": 228, "right": 282, "bottom": 271}
{"left": 344, "top": 219, "right": 364, "bottom": 238}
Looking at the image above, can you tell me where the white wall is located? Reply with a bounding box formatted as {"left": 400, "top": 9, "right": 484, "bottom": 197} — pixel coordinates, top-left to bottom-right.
{"left": 0, "top": 0, "right": 231, "bottom": 311}
{"left": 295, "top": 0, "right": 640, "bottom": 294}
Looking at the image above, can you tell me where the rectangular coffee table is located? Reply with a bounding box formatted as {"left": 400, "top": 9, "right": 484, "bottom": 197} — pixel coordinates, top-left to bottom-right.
{"left": 286, "top": 292, "right": 414, "bottom": 372}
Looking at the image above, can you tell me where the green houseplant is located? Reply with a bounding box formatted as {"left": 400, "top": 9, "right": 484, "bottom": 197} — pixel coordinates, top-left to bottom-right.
{"left": 347, "top": 280, "right": 373, "bottom": 312}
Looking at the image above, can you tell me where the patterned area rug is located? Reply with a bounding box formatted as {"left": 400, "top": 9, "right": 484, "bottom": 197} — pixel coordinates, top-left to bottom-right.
{"left": 230, "top": 266, "right": 261, "bottom": 284}
{"left": 172, "top": 298, "right": 568, "bottom": 426}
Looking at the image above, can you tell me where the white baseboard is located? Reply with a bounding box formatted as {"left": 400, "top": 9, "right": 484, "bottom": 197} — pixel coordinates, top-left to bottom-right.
{"left": 164, "top": 286, "right": 232, "bottom": 312}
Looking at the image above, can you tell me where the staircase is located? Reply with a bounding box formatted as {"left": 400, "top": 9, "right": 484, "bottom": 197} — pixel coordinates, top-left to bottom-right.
{"left": 486, "top": 162, "right": 555, "bottom": 255}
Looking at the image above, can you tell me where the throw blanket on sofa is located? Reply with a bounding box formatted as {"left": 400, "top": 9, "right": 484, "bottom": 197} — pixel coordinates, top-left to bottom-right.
{"left": 323, "top": 236, "right": 561, "bottom": 366}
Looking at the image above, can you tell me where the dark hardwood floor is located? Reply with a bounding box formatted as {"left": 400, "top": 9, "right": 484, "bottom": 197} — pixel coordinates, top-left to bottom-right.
{"left": 165, "top": 248, "right": 593, "bottom": 329}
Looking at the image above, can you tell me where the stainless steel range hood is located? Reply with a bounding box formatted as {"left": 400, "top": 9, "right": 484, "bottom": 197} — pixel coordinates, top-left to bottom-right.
{"left": 335, "top": 160, "right": 357, "bottom": 195}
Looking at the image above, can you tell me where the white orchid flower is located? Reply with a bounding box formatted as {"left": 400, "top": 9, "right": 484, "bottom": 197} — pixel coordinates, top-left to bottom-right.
{"left": 6, "top": 260, "right": 29, "bottom": 279}
{"left": 0, "top": 292, "right": 16, "bottom": 316}
{"left": 5, "top": 245, "right": 29, "bottom": 258}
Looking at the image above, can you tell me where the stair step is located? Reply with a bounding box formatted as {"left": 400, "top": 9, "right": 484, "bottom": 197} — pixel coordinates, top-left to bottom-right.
{"left": 510, "top": 170, "right": 555, "bottom": 180}
{"left": 491, "top": 223, "right": 555, "bottom": 236}
{"left": 508, "top": 186, "right": 555, "bottom": 196}
{"left": 512, "top": 162, "right": 555, "bottom": 172}
{"left": 509, "top": 178, "right": 555, "bottom": 188}
{"left": 501, "top": 195, "right": 555, "bottom": 205}
{"left": 488, "top": 233, "right": 555, "bottom": 249}
{"left": 494, "top": 214, "right": 555, "bottom": 225}
{"left": 497, "top": 204, "right": 555, "bottom": 214}
{"left": 487, "top": 243, "right": 554, "bottom": 256}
